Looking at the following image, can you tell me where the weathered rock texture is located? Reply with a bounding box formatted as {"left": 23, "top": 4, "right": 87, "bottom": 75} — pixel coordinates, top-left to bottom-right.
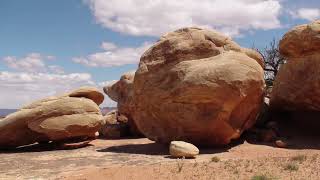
{"left": 99, "top": 110, "right": 131, "bottom": 138}
{"left": 270, "top": 20, "right": 320, "bottom": 111}
{"left": 0, "top": 87, "right": 104, "bottom": 148}
{"left": 132, "top": 27, "right": 265, "bottom": 146}
{"left": 103, "top": 72, "right": 142, "bottom": 136}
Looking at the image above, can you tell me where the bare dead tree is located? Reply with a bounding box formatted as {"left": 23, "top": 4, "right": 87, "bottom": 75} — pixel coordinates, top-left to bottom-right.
{"left": 255, "top": 38, "right": 286, "bottom": 86}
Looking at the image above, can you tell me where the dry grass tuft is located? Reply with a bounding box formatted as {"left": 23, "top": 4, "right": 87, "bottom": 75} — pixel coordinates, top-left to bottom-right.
{"left": 251, "top": 174, "right": 272, "bottom": 180}
{"left": 211, "top": 156, "right": 220, "bottom": 163}
{"left": 291, "top": 155, "right": 307, "bottom": 163}
{"left": 284, "top": 163, "right": 299, "bottom": 171}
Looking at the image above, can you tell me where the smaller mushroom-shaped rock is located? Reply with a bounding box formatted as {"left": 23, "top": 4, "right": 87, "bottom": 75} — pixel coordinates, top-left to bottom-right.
{"left": 68, "top": 86, "right": 104, "bottom": 105}
{"left": 169, "top": 141, "right": 199, "bottom": 158}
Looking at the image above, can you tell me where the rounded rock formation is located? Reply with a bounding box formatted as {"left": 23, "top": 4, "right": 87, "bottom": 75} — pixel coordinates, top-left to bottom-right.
{"left": 0, "top": 87, "right": 104, "bottom": 148}
{"left": 279, "top": 20, "right": 320, "bottom": 59}
{"left": 270, "top": 20, "right": 320, "bottom": 111}
{"left": 104, "top": 71, "right": 135, "bottom": 116}
{"left": 132, "top": 27, "right": 265, "bottom": 146}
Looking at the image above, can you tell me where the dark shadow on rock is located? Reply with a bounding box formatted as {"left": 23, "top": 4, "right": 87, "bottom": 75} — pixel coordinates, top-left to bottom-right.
{"left": 97, "top": 142, "right": 169, "bottom": 155}
{"left": 244, "top": 111, "right": 320, "bottom": 150}
{"left": 164, "top": 155, "right": 196, "bottom": 159}
{"left": 245, "top": 133, "right": 320, "bottom": 150}
{"left": 199, "top": 136, "right": 246, "bottom": 155}
{"left": 0, "top": 141, "right": 93, "bottom": 154}
{"left": 98, "top": 138, "right": 245, "bottom": 156}
{"left": 98, "top": 136, "right": 146, "bottom": 140}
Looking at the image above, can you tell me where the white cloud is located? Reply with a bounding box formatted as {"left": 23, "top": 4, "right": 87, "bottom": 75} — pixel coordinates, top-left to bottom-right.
{"left": 2, "top": 53, "right": 61, "bottom": 73}
{"left": 101, "top": 41, "right": 117, "bottom": 50}
{"left": 295, "top": 8, "right": 320, "bottom": 21}
{"left": 73, "top": 41, "right": 151, "bottom": 67}
{"left": 4, "top": 53, "right": 46, "bottom": 73}
{"left": 98, "top": 80, "right": 117, "bottom": 87}
{"left": 86, "top": 0, "right": 282, "bottom": 37}
{"left": 1, "top": 52, "right": 118, "bottom": 108}
{"left": 0, "top": 71, "right": 117, "bottom": 109}
{"left": 48, "top": 65, "right": 65, "bottom": 74}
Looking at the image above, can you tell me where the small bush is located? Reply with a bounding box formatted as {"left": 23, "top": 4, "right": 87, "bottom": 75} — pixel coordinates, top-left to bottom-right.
{"left": 291, "top": 155, "right": 307, "bottom": 163}
{"left": 251, "top": 174, "right": 272, "bottom": 180}
{"left": 284, "top": 163, "right": 299, "bottom": 171}
{"left": 176, "top": 158, "right": 184, "bottom": 173}
{"left": 211, "top": 156, "right": 220, "bottom": 163}
{"left": 311, "top": 154, "right": 318, "bottom": 162}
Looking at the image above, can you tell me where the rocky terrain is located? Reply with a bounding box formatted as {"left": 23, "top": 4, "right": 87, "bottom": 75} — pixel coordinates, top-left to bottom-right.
{"left": 1, "top": 135, "right": 320, "bottom": 180}
{"left": 0, "top": 20, "right": 320, "bottom": 179}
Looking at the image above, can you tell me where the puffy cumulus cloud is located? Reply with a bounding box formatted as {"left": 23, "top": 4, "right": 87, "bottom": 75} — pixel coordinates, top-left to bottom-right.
{"left": 294, "top": 8, "right": 320, "bottom": 21}
{"left": 98, "top": 79, "right": 118, "bottom": 87}
{"left": 3, "top": 53, "right": 46, "bottom": 73}
{"left": 48, "top": 65, "right": 65, "bottom": 74}
{"left": 85, "top": 0, "right": 282, "bottom": 37}
{"left": 73, "top": 41, "right": 151, "bottom": 67}
{"left": 101, "top": 42, "right": 118, "bottom": 50}
{"left": 2, "top": 53, "right": 64, "bottom": 73}
{"left": 0, "top": 71, "right": 116, "bottom": 108}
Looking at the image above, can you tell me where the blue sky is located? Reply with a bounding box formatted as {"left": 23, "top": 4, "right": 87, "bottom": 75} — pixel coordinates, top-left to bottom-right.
{"left": 0, "top": 0, "right": 319, "bottom": 108}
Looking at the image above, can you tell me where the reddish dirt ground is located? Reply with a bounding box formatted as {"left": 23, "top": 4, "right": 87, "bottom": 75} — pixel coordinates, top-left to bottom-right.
{"left": 1, "top": 134, "right": 320, "bottom": 180}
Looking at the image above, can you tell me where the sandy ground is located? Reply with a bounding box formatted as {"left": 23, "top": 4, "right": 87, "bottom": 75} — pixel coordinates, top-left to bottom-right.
{"left": 1, "top": 134, "right": 320, "bottom": 180}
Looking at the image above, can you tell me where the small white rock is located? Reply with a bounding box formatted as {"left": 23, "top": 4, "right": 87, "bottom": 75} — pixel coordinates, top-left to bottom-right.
{"left": 169, "top": 141, "right": 199, "bottom": 158}
{"left": 275, "top": 140, "right": 287, "bottom": 148}
{"left": 94, "top": 131, "right": 100, "bottom": 138}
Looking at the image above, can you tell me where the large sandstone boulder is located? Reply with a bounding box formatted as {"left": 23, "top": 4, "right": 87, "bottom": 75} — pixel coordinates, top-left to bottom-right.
{"left": 270, "top": 20, "right": 320, "bottom": 111}
{"left": 132, "top": 27, "right": 265, "bottom": 146}
{"left": 103, "top": 72, "right": 142, "bottom": 136}
{"left": 0, "top": 87, "right": 104, "bottom": 148}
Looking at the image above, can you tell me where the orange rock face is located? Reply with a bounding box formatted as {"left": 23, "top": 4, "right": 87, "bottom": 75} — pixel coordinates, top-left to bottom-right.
{"left": 279, "top": 20, "right": 320, "bottom": 59}
{"left": 132, "top": 27, "right": 265, "bottom": 146}
{"left": 271, "top": 20, "right": 320, "bottom": 111}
